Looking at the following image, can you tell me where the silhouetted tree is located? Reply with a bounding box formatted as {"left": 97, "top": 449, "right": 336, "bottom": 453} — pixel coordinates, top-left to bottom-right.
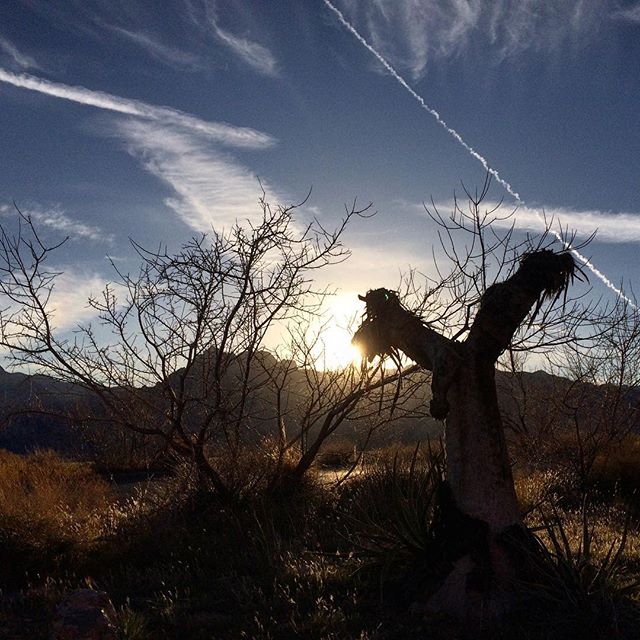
{"left": 0, "top": 194, "right": 421, "bottom": 501}
{"left": 352, "top": 176, "right": 605, "bottom": 618}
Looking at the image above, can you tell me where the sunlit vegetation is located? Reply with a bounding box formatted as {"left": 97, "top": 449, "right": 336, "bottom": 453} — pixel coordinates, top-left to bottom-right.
{"left": 0, "top": 449, "right": 111, "bottom": 556}
{"left": 1, "top": 442, "right": 639, "bottom": 639}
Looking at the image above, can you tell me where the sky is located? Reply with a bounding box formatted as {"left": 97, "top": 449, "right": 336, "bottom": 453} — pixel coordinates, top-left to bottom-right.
{"left": 0, "top": 1, "right": 639, "bottom": 365}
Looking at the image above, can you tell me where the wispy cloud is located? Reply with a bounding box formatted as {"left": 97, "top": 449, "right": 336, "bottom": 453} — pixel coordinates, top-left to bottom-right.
{"left": 0, "top": 203, "right": 112, "bottom": 243}
{"left": 422, "top": 201, "right": 640, "bottom": 244}
{"left": 112, "top": 119, "right": 282, "bottom": 232}
{"left": 206, "top": 5, "right": 279, "bottom": 77}
{"left": 335, "top": 0, "right": 605, "bottom": 79}
{"left": 0, "top": 67, "right": 274, "bottom": 149}
{"left": 211, "top": 24, "right": 279, "bottom": 77}
{"left": 0, "top": 37, "right": 40, "bottom": 70}
{"left": 0, "top": 65, "right": 283, "bottom": 235}
{"left": 105, "top": 25, "right": 202, "bottom": 69}
{"left": 47, "top": 271, "right": 110, "bottom": 330}
{"left": 612, "top": 2, "right": 640, "bottom": 23}
{"left": 0, "top": 268, "right": 111, "bottom": 333}
{"left": 503, "top": 204, "right": 640, "bottom": 244}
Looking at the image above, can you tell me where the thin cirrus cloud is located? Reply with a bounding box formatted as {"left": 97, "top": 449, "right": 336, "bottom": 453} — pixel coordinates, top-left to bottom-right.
{"left": 505, "top": 204, "right": 640, "bottom": 244}
{"left": 0, "top": 67, "right": 274, "bottom": 149}
{"left": 338, "top": 0, "right": 604, "bottom": 79}
{"left": 1, "top": 269, "right": 112, "bottom": 334}
{"left": 208, "top": 14, "right": 279, "bottom": 77}
{"left": 0, "top": 37, "right": 40, "bottom": 70}
{"left": 105, "top": 25, "right": 202, "bottom": 70}
{"left": 0, "top": 65, "right": 282, "bottom": 234}
{"left": 0, "top": 204, "right": 113, "bottom": 243}
{"left": 422, "top": 201, "right": 640, "bottom": 244}
{"left": 112, "top": 118, "right": 283, "bottom": 233}
{"left": 612, "top": 3, "right": 640, "bottom": 23}
{"left": 46, "top": 271, "right": 111, "bottom": 331}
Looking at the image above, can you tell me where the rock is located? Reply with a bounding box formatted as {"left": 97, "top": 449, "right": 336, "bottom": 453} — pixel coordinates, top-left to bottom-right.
{"left": 51, "top": 589, "right": 119, "bottom": 640}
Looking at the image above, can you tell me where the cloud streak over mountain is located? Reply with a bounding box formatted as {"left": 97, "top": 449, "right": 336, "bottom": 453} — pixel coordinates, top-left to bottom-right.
{"left": 504, "top": 205, "right": 640, "bottom": 245}
{"left": 416, "top": 201, "right": 640, "bottom": 245}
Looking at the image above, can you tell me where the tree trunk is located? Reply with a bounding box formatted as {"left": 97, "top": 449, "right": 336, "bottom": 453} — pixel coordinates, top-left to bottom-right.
{"left": 353, "top": 250, "right": 580, "bottom": 621}
{"left": 446, "top": 357, "right": 519, "bottom": 531}
{"left": 426, "top": 355, "right": 523, "bottom": 619}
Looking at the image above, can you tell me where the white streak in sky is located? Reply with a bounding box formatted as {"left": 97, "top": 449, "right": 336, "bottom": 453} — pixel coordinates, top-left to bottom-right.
{"left": 113, "top": 119, "right": 282, "bottom": 232}
{"left": 490, "top": 204, "right": 640, "bottom": 245}
{"left": 0, "top": 37, "right": 39, "bottom": 70}
{"left": 422, "top": 201, "right": 640, "bottom": 245}
{"left": 612, "top": 3, "right": 640, "bottom": 24}
{"left": 323, "top": 0, "right": 632, "bottom": 304}
{"left": 345, "top": 1, "right": 602, "bottom": 79}
{"left": 106, "top": 26, "right": 201, "bottom": 69}
{"left": 0, "top": 67, "right": 274, "bottom": 149}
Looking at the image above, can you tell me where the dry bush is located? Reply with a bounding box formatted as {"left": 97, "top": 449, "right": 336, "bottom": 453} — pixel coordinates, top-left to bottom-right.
{"left": 589, "top": 434, "right": 640, "bottom": 496}
{"left": 0, "top": 449, "right": 112, "bottom": 550}
{"left": 316, "top": 437, "right": 357, "bottom": 469}
{"left": 515, "top": 468, "right": 571, "bottom": 514}
{"left": 361, "top": 441, "right": 443, "bottom": 470}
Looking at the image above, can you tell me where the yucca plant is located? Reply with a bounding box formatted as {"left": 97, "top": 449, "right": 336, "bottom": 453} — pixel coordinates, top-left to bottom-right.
{"left": 515, "top": 496, "right": 640, "bottom": 632}
{"left": 339, "top": 445, "right": 444, "bottom": 598}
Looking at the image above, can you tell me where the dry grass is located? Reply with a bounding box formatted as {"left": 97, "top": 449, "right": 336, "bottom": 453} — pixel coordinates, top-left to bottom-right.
{"left": 2, "top": 443, "right": 640, "bottom": 639}
{"left": 0, "top": 449, "right": 112, "bottom": 552}
{"left": 515, "top": 467, "right": 571, "bottom": 513}
{"left": 590, "top": 434, "right": 640, "bottom": 495}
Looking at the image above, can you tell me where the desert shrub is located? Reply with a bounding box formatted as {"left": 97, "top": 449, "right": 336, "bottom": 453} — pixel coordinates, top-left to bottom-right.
{"left": 89, "top": 468, "right": 367, "bottom": 638}
{"left": 337, "top": 446, "right": 444, "bottom": 601}
{"left": 515, "top": 467, "right": 574, "bottom": 514}
{"left": 505, "top": 498, "right": 640, "bottom": 639}
{"left": 199, "top": 435, "right": 314, "bottom": 502}
{"left": 316, "top": 437, "right": 357, "bottom": 469}
{"left": 589, "top": 434, "right": 640, "bottom": 497}
{"left": 0, "top": 449, "right": 112, "bottom": 585}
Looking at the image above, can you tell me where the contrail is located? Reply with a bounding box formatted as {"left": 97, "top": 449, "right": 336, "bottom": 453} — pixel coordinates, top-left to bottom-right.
{"left": 0, "top": 67, "right": 274, "bottom": 149}
{"left": 323, "top": 0, "right": 632, "bottom": 305}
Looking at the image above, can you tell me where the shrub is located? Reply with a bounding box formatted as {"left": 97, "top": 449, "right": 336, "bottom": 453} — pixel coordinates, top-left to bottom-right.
{"left": 589, "top": 435, "right": 640, "bottom": 496}
{"left": 316, "top": 437, "right": 357, "bottom": 469}
{"left": 508, "top": 497, "right": 640, "bottom": 638}
{"left": 0, "top": 449, "right": 112, "bottom": 584}
{"left": 338, "top": 446, "right": 444, "bottom": 600}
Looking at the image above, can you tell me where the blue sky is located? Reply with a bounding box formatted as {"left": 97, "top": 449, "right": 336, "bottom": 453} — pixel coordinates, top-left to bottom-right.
{"left": 1, "top": 0, "right": 639, "bottom": 354}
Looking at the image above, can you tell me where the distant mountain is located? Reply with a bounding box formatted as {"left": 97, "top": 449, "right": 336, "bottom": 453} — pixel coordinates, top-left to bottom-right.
{"left": 0, "top": 368, "right": 93, "bottom": 454}
{"left": 1, "top": 358, "right": 637, "bottom": 459}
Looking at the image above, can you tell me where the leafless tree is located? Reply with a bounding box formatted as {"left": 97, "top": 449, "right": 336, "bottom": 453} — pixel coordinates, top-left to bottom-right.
{"left": 0, "top": 194, "right": 423, "bottom": 501}
{"left": 500, "top": 293, "right": 640, "bottom": 490}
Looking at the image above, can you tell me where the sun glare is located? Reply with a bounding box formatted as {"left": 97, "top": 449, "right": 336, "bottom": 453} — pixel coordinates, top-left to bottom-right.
{"left": 313, "top": 293, "right": 364, "bottom": 370}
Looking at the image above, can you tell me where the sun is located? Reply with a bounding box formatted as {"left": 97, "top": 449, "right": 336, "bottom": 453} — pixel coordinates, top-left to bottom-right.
{"left": 312, "top": 293, "right": 364, "bottom": 370}
{"left": 316, "top": 323, "right": 363, "bottom": 370}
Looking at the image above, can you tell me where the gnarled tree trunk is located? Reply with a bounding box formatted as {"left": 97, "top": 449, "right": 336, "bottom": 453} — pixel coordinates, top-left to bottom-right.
{"left": 353, "top": 250, "right": 579, "bottom": 620}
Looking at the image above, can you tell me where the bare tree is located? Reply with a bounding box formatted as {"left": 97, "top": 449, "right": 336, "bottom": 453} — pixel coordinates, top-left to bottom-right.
{"left": 0, "top": 194, "right": 420, "bottom": 501}
{"left": 500, "top": 293, "right": 640, "bottom": 490}
{"left": 352, "top": 176, "right": 604, "bottom": 617}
